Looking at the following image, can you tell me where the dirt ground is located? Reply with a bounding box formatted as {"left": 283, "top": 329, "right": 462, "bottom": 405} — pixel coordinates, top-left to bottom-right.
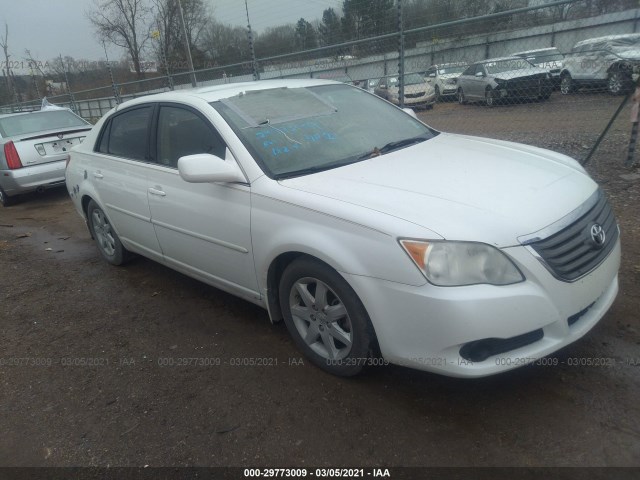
{"left": 0, "top": 91, "right": 639, "bottom": 468}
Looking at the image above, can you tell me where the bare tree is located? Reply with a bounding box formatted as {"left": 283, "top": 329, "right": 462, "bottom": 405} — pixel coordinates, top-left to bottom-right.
{"left": 151, "top": 0, "right": 211, "bottom": 71}
{"left": 0, "top": 23, "right": 14, "bottom": 99}
{"left": 87, "top": 0, "right": 153, "bottom": 79}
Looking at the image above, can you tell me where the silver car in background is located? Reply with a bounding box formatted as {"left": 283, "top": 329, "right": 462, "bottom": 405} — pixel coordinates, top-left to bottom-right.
{"left": 0, "top": 106, "right": 91, "bottom": 206}
{"left": 457, "top": 57, "right": 554, "bottom": 106}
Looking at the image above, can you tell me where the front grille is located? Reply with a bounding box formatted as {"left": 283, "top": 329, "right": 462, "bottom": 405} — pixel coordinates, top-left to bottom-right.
{"left": 505, "top": 75, "right": 544, "bottom": 97}
{"left": 405, "top": 91, "right": 425, "bottom": 98}
{"left": 528, "top": 191, "right": 618, "bottom": 282}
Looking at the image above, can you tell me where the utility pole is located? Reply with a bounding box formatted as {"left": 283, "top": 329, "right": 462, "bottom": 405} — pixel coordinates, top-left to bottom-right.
{"left": 177, "top": 0, "right": 197, "bottom": 87}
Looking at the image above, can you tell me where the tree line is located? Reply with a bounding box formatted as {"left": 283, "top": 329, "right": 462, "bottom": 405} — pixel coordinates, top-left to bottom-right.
{"left": 0, "top": 0, "right": 636, "bottom": 104}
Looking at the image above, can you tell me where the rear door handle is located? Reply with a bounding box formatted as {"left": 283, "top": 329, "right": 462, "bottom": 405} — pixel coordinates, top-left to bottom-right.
{"left": 148, "top": 187, "right": 166, "bottom": 197}
{"left": 93, "top": 171, "right": 104, "bottom": 179}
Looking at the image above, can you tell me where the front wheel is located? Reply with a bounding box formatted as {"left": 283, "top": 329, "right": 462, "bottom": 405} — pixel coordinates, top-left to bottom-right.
{"left": 485, "top": 88, "right": 495, "bottom": 107}
{"left": 608, "top": 70, "right": 632, "bottom": 95}
{"left": 279, "top": 258, "right": 376, "bottom": 376}
{"left": 87, "top": 200, "right": 132, "bottom": 265}
{"left": 560, "top": 74, "right": 574, "bottom": 95}
{"left": 457, "top": 88, "right": 466, "bottom": 105}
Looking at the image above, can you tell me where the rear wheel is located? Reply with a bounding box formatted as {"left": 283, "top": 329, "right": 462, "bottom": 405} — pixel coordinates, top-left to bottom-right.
{"left": 86, "top": 200, "right": 132, "bottom": 265}
{"left": 560, "top": 74, "right": 574, "bottom": 95}
{"left": 279, "top": 257, "right": 375, "bottom": 377}
{"left": 0, "top": 186, "right": 17, "bottom": 207}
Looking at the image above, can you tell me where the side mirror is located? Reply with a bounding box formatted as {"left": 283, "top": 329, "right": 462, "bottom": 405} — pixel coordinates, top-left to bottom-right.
{"left": 178, "top": 150, "right": 246, "bottom": 184}
{"left": 402, "top": 108, "right": 418, "bottom": 119}
{"left": 475, "top": 71, "right": 485, "bottom": 77}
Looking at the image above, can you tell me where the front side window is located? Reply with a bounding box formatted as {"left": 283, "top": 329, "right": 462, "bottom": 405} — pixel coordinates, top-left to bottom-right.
{"left": 212, "top": 84, "right": 437, "bottom": 179}
{"left": 156, "top": 106, "right": 226, "bottom": 168}
{"left": 102, "top": 106, "right": 153, "bottom": 161}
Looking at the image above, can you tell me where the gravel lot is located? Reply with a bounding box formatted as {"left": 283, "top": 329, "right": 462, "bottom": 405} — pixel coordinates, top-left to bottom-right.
{"left": 0, "top": 90, "right": 639, "bottom": 469}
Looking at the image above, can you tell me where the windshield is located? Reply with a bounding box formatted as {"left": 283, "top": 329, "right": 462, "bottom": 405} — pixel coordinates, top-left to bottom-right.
{"left": 212, "top": 84, "right": 437, "bottom": 178}
{"left": 523, "top": 53, "right": 563, "bottom": 64}
{"left": 438, "top": 66, "right": 466, "bottom": 75}
{"left": 0, "top": 110, "right": 88, "bottom": 137}
{"left": 484, "top": 59, "right": 533, "bottom": 74}
{"left": 388, "top": 73, "right": 425, "bottom": 87}
{"left": 608, "top": 37, "right": 640, "bottom": 50}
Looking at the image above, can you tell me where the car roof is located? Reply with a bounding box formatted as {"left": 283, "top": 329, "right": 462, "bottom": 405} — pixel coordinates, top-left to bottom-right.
{"left": 430, "top": 62, "right": 468, "bottom": 68}
{"left": 112, "top": 79, "right": 342, "bottom": 110}
{"left": 512, "top": 47, "right": 560, "bottom": 55}
{"left": 476, "top": 56, "right": 526, "bottom": 64}
{"left": 574, "top": 33, "right": 640, "bottom": 48}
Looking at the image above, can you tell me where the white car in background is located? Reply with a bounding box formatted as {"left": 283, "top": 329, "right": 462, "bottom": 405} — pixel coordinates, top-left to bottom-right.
{"left": 424, "top": 63, "right": 468, "bottom": 100}
{"left": 374, "top": 73, "right": 436, "bottom": 109}
{"left": 560, "top": 33, "right": 640, "bottom": 95}
{"left": 66, "top": 79, "right": 620, "bottom": 378}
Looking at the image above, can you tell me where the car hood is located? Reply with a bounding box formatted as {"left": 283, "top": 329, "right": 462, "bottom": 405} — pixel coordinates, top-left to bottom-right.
{"left": 493, "top": 67, "right": 549, "bottom": 80}
{"left": 611, "top": 48, "right": 640, "bottom": 61}
{"left": 279, "top": 133, "right": 596, "bottom": 247}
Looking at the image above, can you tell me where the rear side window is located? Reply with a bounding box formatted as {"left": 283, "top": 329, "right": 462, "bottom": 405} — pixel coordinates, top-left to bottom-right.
{"left": 156, "top": 106, "right": 226, "bottom": 168}
{"left": 99, "top": 106, "right": 152, "bottom": 161}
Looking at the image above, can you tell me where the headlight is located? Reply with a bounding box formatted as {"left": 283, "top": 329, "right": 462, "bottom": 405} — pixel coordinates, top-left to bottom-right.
{"left": 399, "top": 240, "right": 524, "bottom": 286}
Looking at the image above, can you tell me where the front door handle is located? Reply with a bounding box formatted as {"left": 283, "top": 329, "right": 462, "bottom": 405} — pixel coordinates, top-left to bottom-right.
{"left": 148, "top": 187, "right": 166, "bottom": 197}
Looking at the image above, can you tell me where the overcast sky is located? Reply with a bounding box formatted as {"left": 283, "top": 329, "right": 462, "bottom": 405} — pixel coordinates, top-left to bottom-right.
{"left": 0, "top": 0, "right": 340, "bottom": 71}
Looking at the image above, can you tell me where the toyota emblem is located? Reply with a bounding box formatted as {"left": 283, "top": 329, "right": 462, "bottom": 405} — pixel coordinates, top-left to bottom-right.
{"left": 590, "top": 223, "right": 606, "bottom": 248}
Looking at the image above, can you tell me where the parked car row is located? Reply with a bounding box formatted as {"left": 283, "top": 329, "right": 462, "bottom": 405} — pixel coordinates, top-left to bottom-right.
{"left": 358, "top": 33, "right": 640, "bottom": 109}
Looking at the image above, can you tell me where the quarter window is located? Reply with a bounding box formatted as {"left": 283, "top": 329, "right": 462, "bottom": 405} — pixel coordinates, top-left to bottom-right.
{"left": 156, "top": 106, "right": 226, "bottom": 168}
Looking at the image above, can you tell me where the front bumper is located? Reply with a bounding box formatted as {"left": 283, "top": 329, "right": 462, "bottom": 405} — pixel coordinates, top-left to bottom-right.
{"left": 0, "top": 160, "right": 67, "bottom": 196}
{"left": 343, "top": 238, "right": 620, "bottom": 377}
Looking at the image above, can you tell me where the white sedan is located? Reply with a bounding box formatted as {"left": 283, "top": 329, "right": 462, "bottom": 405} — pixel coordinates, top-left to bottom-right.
{"left": 65, "top": 79, "right": 620, "bottom": 377}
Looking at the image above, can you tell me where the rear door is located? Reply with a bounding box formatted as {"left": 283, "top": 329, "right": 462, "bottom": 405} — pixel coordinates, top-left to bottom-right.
{"left": 89, "top": 105, "right": 163, "bottom": 260}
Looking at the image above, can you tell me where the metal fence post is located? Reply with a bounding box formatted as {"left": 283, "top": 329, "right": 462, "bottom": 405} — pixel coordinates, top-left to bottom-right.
{"left": 245, "top": 0, "right": 260, "bottom": 81}
{"left": 103, "top": 42, "right": 121, "bottom": 104}
{"left": 60, "top": 54, "right": 77, "bottom": 113}
{"left": 398, "top": 0, "right": 405, "bottom": 108}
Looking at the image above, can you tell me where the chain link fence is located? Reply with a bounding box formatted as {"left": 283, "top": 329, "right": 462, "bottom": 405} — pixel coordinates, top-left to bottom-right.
{"left": 1, "top": 0, "right": 639, "bottom": 167}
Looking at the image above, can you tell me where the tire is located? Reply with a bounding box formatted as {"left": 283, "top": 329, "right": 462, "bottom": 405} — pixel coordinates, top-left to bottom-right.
{"left": 539, "top": 88, "right": 553, "bottom": 101}
{"left": 457, "top": 88, "right": 466, "bottom": 105}
{"left": 279, "top": 257, "right": 375, "bottom": 377}
{"left": 560, "top": 74, "right": 574, "bottom": 95}
{"left": 86, "top": 199, "right": 131, "bottom": 265}
{"left": 0, "top": 185, "right": 17, "bottom": 207}
{"left": 608, "top": 70, "right": 632, "bottom": 95}
{"left": 485, "top": 87, "right": 495, "bottom": 107}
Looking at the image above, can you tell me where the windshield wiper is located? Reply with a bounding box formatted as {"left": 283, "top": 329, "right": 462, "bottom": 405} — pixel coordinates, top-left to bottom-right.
{"left": 357, "top": 135, "right": 429, "bottom": 160}
{"left": 276, "top": 159, "right": 357, "bottom": 180}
